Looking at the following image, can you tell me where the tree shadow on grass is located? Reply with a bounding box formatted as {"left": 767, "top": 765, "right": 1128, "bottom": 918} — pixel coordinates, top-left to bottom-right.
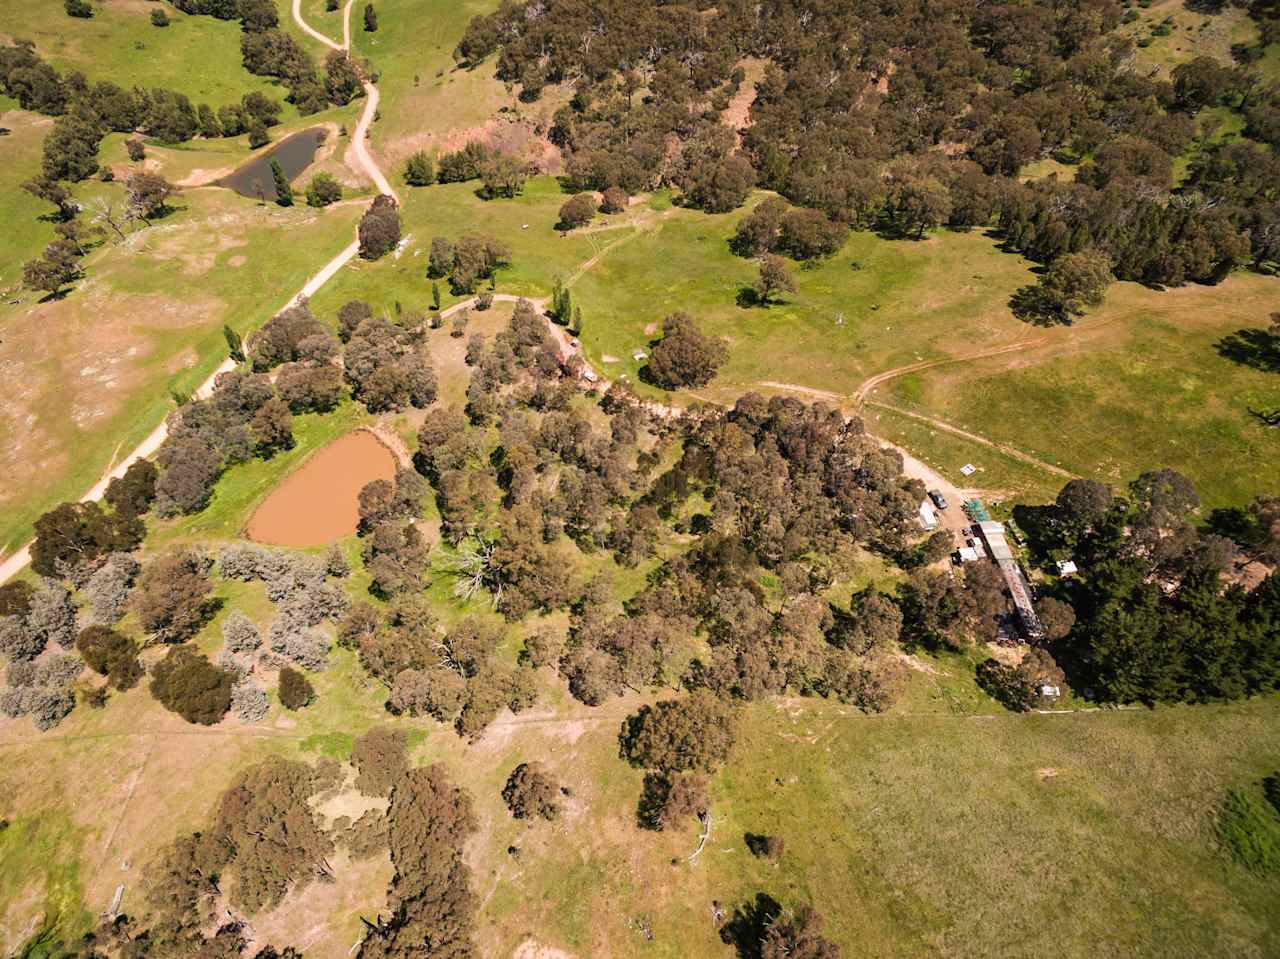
{"left": 719, "top": 892, "right": 781, "bottom": 958}
{"left": 1216, "top": 328, "right": 1280, "bottom": 374}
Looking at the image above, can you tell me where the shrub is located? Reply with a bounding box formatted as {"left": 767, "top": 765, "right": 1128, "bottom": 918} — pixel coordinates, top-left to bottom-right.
{"left": 502, "top": 762, "right": 561, "bottom": 820}
{"left": 65, "top": 0, "right": 93, "bottom": 18}
{"left": 278, "top": 666, "right": 315, "bottom": 709}
{"left": 151, "top": 8, "right": 169, "bottom": 26}
{"left": 231, "top": 679, "right": 268, "bottom": 723}
{"left": 126, "top": 138, "right": 147, "bottom": 161}
{"left": 305, "top": 172, "right": 342, "bottom": 207}
{"left": 222, "top": 610, "right": 262, "bottom": 653}
{"left": 150, "top": 645, "right": 233, "bottom": 725}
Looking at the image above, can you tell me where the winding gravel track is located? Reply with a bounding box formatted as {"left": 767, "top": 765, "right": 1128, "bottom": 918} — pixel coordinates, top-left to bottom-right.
{"left": 0, "top": 0, "right": 393, "bottom": 585}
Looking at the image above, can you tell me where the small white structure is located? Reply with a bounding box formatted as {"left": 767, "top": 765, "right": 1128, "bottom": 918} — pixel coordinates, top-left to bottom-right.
{"left": 960, "top": 463, "right": 977, "bottom": 476}
{"left": 632, "top": 350, "right": 647, "bottom": 361}
{"left": 582, "top": 369, "right": 598, "bottom": 383}
{"left": 918, "top": 500, "right": 939, "bottom": 531}
{"left": 1040, "top": 684, "right": 1061, "bottom": 698}
{"left": 1056, "top": 560, "right": 1079, "bottom": 577}
{"left": 956, "top": 546, "right": 980, "bottom": 563}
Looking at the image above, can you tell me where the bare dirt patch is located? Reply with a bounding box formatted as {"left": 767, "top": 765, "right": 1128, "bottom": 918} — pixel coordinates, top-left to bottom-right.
{"left": 513, "top": 940, "right": 577, "bottom": 959}
{"left": 721, "top": 58, "right": 768, "bottom": 134}
{"left": 893, "top": 651, "right": 941, "bottom": 675}
{"left": 396, "top": 116, "right": 564, "bottom": 175}
{"left": 246, "top": 429, "right": 397, "bottom": 546}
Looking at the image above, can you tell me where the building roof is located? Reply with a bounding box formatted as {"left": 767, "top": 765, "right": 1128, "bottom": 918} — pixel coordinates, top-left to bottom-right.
{"left": 977, "top": 521, "right": 1015, "bottom": 562}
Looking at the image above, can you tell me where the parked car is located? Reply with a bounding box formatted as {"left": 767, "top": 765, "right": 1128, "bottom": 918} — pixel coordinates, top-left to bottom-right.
{"left": 928, "top": 489, "right": 949, "bottom": 510}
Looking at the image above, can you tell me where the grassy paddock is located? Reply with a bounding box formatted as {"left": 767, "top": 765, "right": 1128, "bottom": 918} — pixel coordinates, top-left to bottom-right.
{"left": 0, "top": 189, "right": 363, "bottom": 553}
{"left": 349, "top": 0, "right": 508, "bottom": 169}
{"left": 882, "top": 274, "right": 1280, "bottom": 508}
{"left": 0, "top": 0, "right": 285, "bottom": 106}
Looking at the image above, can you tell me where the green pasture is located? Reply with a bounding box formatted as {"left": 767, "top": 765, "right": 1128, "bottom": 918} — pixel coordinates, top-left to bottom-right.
{"left": 882, "top": 274, "right": 1280, "bottom": 509}
{"left": 0, "top": 0, "right": 284, "bottom": 107}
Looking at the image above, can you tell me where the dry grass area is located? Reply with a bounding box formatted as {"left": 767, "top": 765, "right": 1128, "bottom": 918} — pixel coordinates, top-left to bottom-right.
{"left": 0, "top": 287, "right": 222, "bottom": 515}
{"left": 2, "top": 665, "right": 1277, "bottom": 958}
{"left": 1119, "top": 0, "right": 1263, "bottom": 79}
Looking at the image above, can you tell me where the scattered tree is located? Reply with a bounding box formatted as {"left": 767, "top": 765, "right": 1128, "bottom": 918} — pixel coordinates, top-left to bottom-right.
{"left": 150, "top": 644, "right": 233, "bottom": 725}
{"left": 557, "top": 192, "right": 597, "bottom": 230}
{"left": 278, "top": 666, "right": 315, "bottom": 709}
{"left": 358, "top": 193, "right": 401, "bottom": 259}
{"left": 645, "top": 313, "right": 727, "bottom": 389}
{"left": 501, "top": 762, "right": 561, "bottom": 820}
{"left": 754, "top": 253, "right": 796, "bottom": 305}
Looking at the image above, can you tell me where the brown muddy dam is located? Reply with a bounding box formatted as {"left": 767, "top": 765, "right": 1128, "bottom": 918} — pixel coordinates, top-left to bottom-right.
{"left": 246, "top": 430, "right": 396, "bottom": 547}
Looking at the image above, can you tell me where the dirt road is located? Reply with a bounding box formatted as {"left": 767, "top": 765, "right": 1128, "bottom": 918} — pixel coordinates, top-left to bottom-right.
{"left": 0, "top": 0, "right": 391, "bottom": 586}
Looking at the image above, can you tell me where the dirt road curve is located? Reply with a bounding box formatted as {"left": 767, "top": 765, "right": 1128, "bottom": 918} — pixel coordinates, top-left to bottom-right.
{"left": 291, "top": 0, "right": 396, "bottom": 199}
{"left": 0, "top": 1, "right": 390, "bottom": 586}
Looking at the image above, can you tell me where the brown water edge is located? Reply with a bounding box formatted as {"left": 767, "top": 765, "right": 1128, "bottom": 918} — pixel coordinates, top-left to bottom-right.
{"left": 245, "top": 429, "right": 397, "bottom": 547}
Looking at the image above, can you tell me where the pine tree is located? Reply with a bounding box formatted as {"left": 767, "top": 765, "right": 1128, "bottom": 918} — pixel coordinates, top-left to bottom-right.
{"left": 223, "top": 325, "right": 245, "bottom": 363}
{"left": 363, "top": 3, "right": 377, "bottom": 31}
{"left": 431, "top": 281, "right": 441, "bottom": 311}
{"left": 270, "top": 159, "right": 293, "bottom": 207}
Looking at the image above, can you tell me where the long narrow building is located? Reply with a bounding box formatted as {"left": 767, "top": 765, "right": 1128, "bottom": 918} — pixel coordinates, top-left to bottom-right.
{"left": 976, "top": 520, "right": 1044, "bottom": 641}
